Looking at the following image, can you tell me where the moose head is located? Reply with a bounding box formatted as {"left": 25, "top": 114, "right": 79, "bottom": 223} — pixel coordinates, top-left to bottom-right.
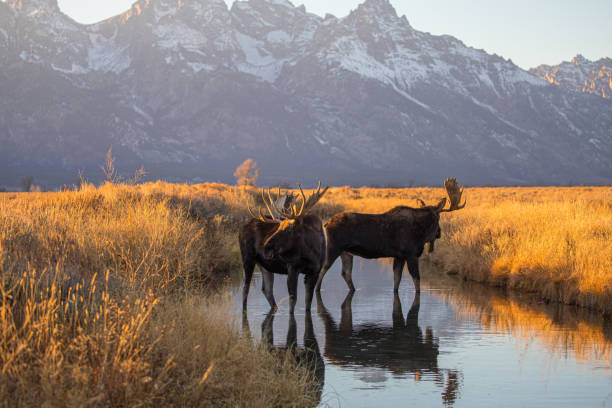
{"left": 254, "top": 182, "right": 329, "bottom": 263}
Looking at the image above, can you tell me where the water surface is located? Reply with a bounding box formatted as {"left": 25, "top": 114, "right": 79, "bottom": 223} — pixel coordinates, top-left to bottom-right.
{"left": 239, "top": 258, "right": 612, "bottom": 407}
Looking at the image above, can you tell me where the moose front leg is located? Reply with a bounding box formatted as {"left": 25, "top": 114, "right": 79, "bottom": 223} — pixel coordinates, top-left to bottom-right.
{"left": 242, "top": 259, "right": 255, "bottom": 311}
{"left": 287, "top": 268, "right": 299, "bottom": 315}
{"left": 406, "top": 256, "right": 421, "bottom": 293}
{"left": 304, "top": 273, "right": 316, "bottom": 312}
{"left": 393, "top": 257, "right": 406, "bottom": 293}
{"left": 261, "top": 268, "right": 277, "bottom": 312}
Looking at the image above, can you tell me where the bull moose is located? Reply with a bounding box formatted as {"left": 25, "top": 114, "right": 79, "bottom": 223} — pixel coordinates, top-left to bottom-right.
{"left": 315, "top": 178, "right": 466, "bottom": 294}
{"left": 239, "top": 182, "right": 329, "bottom": 314}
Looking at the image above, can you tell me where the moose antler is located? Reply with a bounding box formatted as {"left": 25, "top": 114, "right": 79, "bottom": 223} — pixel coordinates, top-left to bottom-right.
{"left": 439, "top": 177, "right": 466, "bottom": 213}
{"left": 248, "top": 187, "right": 300, "bottom": 223}
{"left": 272, "top": 181, "right": 329, "bottom": 220}
{"left": 247, "top": 188, "right": 279, "bottom": 223}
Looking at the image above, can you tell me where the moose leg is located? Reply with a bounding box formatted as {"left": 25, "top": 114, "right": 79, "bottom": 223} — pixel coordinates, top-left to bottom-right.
{"left": 261, "top": 311, "right": 275, "bottom": 348}
{"left": 261, "top": 268, "right": 277, "bottom": 312}
{"left": 304, "top": 273, "right": 316, "bottom": 312}
{"left": 393, "top": 257, "right": 405, "bottom": 293}
{"left": 242, "top": 259, "right": 255, "bottom": 311}
{"left": 340, "top": 252, "right": 356, "bottom": 292}
{"left": 315, "top": 246, "right": 341, "bottom": 293}
{"left": 406, "top": 256, "right": 421, "bottom": 293}
{"left": 392, "top": 291, "right": 404, "bottom": 328}
{"left": 286, "top": 313, "right": 298, "bottom": 350}
{"left": 339, "top": 291, "right": 354, "bottom": 334}
{"left": 287, "top": 269, "right": 299, "bottom": 315}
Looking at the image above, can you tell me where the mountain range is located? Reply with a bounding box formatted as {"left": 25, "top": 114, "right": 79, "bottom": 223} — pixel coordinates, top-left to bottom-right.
{"left": 1, "top": 0, "right": 611, "bottom": 187}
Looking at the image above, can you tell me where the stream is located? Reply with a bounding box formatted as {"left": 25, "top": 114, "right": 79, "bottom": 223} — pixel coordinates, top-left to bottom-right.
{"left": 238, "top": 258, "right": 612, "bottom": 407}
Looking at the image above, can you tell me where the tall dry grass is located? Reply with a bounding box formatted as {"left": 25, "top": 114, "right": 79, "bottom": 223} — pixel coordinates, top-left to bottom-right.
{"left": 0, "top": 182, "right": 320, "bottom": 407}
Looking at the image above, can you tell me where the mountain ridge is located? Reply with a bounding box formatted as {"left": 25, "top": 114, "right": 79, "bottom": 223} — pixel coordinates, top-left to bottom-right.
{"left": 0, "top": 0, "right": 611, "bottom": 187}
{"left": 530, "top": 54, "right": 612, "bottom": 100}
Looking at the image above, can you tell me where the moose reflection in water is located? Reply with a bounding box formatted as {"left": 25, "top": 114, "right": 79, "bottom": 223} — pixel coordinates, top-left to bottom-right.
{"left": 317, "top": 290, "right": 462, "bottom": 406}
{"left": 243, "top": 311, "right": 325, "bottom": 405}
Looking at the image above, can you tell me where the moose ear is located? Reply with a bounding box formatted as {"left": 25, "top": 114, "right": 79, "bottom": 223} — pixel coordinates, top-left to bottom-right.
{"left": 435, "top": 198, "right": 447, "bottom": 212}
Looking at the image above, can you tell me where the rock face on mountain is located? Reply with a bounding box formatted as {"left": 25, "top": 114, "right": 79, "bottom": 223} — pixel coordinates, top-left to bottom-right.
{"left": 1, "top": 0, "right": 611, "bottom": 187}
{"left": 530, "top": 55, "right": 612, "bottom": 100}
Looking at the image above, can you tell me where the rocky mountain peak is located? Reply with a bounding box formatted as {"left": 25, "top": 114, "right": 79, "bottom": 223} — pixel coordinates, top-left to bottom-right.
{"left": 530, "top": 55, "right": 612, "bottom": 99}
{"left": 8, "top": 0, "right": 59, "bottom": 13}
{"left": 357, "top": 0, "right": 398, "bottom": 18}
{"left": 250, "top": 0, "right": 295, "bottom": 8}
{"left": 571, "top": 54, "right": 588, "bottom": 65}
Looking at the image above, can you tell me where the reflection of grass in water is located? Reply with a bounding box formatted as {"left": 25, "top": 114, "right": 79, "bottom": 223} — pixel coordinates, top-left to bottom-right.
{"left": 421, "top": 267, "right": 612, "bottom": 365}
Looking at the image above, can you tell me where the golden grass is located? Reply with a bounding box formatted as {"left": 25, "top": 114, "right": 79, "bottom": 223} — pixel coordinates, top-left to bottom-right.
{"left": 0, "top": 182, "right": 320, "bottom": 407}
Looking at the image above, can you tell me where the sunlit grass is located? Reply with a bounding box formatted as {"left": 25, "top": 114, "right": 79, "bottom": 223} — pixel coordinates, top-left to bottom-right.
{"left": 0, "top": 182, "right": 320, "bottom": 406}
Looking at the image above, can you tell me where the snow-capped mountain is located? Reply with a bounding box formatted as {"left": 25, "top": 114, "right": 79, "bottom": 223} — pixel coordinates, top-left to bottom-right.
{"left": 530, "top": 55, "right": 612, "bottom": 100}
{"left": 1, "top": 0, "right": 611, "bottom": 187}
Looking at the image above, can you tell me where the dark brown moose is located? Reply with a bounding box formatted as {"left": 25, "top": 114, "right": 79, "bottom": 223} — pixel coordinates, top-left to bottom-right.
{"left": 315, "top": 178, "right": 466, "bottom": 293}
{"left": 238, "top": 189, "right": 294, "bottom": 310}
{"left": 317, "top": 290, "right": 461, "bottom": 406}
{"left": 239, "top": 183, "right": 328, "bottom": 314}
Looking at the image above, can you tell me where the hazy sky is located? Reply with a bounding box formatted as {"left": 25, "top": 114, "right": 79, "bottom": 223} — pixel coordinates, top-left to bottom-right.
{"left": 51, "top": 0, "right": 612, "bottom": 69}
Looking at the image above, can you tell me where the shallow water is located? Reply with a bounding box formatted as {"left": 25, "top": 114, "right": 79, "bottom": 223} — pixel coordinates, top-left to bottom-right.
{"left": 238, "top": 258, "right": 612, "bottom": 407}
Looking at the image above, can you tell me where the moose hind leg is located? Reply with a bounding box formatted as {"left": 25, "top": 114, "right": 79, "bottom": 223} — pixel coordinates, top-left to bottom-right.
{"left": 406, "top": 256, "right": 421, "bottom": 293}
{"left": 393, "top": 257, "right": 405, "bottom": 293}
{"left": 315, "top": 245, "right": 341, "bottom": 293}
{"left": 261, "top": 268, "right": 277, "bottom": 312}
{"left": 340, "top": 253, "right": 356, "bottom": 293}
{"left": 287, "top": 269, "right": 299, "bottom": 315}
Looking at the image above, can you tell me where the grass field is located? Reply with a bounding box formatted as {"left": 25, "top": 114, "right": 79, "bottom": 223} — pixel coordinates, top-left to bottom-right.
{"left": 0, "top": 182, "right": 319, "bottom": 407}
{"left": 1, "top": 181, "right": 610, "bottom": 405}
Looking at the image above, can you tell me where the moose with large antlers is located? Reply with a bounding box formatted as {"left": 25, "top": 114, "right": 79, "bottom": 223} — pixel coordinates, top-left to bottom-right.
{"left": 239, "top": 182, "right": 329, "bottom": 314}
{"left": 315, "top": 178, "right": 466, "bottom": 294}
